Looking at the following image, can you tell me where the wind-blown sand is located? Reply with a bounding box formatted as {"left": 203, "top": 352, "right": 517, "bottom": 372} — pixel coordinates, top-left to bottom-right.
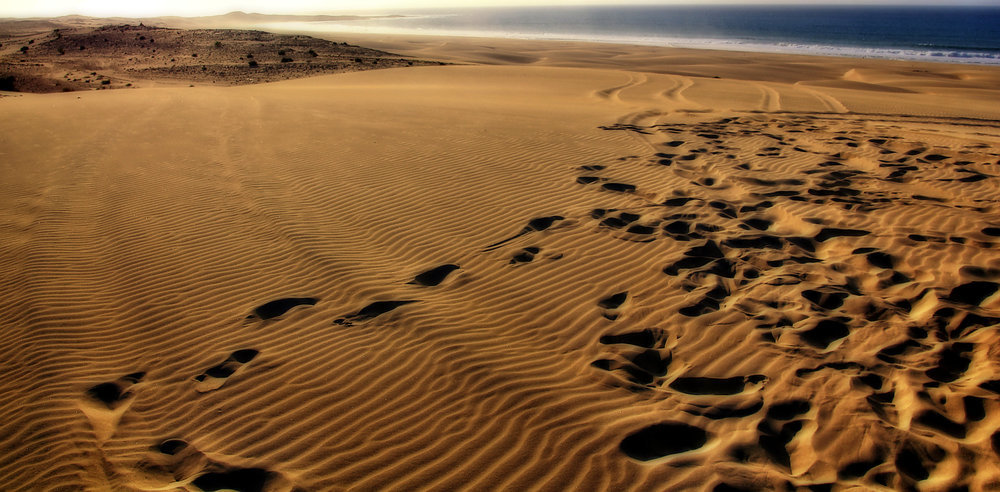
{"left": 1, "top": 32, "right": 1000, "bottom": 491}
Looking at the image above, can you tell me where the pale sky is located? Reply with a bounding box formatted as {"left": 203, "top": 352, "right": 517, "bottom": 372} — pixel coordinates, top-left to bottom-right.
{"left": 1, "top": 0, "right": 996, "bottom": 19}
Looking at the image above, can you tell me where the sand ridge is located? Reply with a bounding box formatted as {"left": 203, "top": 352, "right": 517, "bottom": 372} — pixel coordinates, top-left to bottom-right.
{"left": 1, "top": 36, "right": 1000, "bottom": 492}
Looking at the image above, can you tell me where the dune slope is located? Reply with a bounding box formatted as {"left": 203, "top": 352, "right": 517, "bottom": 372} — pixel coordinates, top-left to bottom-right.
{"left": 1, "top": 59, "right": 1000, "bottom": 491}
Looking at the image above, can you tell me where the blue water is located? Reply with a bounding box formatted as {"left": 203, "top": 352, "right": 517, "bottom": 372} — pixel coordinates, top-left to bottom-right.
{"left": 269, "top": 5, "right": 1000, "bottom": 65}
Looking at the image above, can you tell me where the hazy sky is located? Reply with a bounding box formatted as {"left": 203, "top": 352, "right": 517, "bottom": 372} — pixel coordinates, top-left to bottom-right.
{"left": 2, "top": 0, "right": 998, "bottom": 18}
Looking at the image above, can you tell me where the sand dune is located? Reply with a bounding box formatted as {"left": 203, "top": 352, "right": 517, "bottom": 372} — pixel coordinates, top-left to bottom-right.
{"left": 1, "top": 36, "right": 1000, "bottom": 491}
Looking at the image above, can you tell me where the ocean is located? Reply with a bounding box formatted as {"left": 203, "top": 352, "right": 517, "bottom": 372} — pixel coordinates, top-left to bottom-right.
{"left": 261, "top": 5, "right": 1000, "bottom": 65}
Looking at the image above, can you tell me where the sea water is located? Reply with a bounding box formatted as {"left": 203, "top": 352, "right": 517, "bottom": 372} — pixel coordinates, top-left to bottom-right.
{"left": 262, "top": 5, "right": 1000, "bottom": 65}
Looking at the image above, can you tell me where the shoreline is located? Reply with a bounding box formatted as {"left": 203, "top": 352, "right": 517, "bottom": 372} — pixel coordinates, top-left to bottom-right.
{"left": 276, "top": 29, "right": 1000, "bottom": 109}
{"left": 257, "top": 21, "right": 1000, "bottom": 67}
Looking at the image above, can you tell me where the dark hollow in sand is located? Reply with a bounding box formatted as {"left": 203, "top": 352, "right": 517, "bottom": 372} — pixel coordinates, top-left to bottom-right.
{"left": 200, "top": 350, "right": 259, "bottom": 380}
{"left": 351, "top": 300, "right": 418, "bottom": 321}
{"left": 619, "top": 422, "right": 709, "bottom": 461}
{"left": 252, "top": 298, "right": 318, "bottom": 320}
{"left": 948, "top": 281, "right": 999, "bottom": 306}
{"left": 192, "top": 468, "right": 272, "bottom": 492}
{"left": 630, "top": 349, "right": 671, "bottom": 377}
{"left": 694, "top": 399, "right": 764, "bottom": 420}
{"left": 602, "top": 183, "right": 637, "bottom": 193}
{"left": 410, "top": 264, "right": 460, "bottom": 286}
{"left": 669, "top": 376, "right": 753, "bottom": 395}
{"left": 815, "top": 228, "right": 871, "bottom": 242}
{"left": 231, "top": 349, "right": 259, "bottom": 364}
{"left": 686, "top": 240, "right": 725, "bottom": 259}
{"left": 484, "top": 216, "right": 564, "bottom": 251}
{"left": 86, "top": 372, "right": 144, "bottom": 407}
{"left": 157, "top": 439, "right": 189, "bottom": 455}
{"left": 766, "top": 400, "right": 811, "bottom": 420}
{"left": 600, "top": 329, "right": 655, "bottom": 348}
{"left": 798, "top": 318, "right": 851, "bottom": 348}
{"left": 87, "top": 383, "right": 125, "bottom": 406}
{"left": 598, "top": 292, "right": 628, "bottom": 310}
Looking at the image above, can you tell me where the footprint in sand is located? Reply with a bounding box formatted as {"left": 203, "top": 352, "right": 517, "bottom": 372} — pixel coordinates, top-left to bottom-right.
{"left": 601, "top": 182, "right": 637, "bottom": 193}
{"left": 598, "top": 291, "right": 628, "bottom": 320}
{"left": 408, "top": 264, "right": 460, "bottom": 286}
{"left": 134, "top": 438, "right": 296, "bottom": 492}
{"left": 483, "top": 215, "right": 565, "bottom": 252}
{"left": 81, "top": 372, "right": 145, "bottom": 441}
{"left": 334, "top": 300, "right": 419, "bottom": 326}
{"left": 619, "top": 421, "right": 710, "bottom": 461}
{"left": 87, "top": 372, "right": 145, "bottom": 408}
{"left": 678, "top": 282, "right": 730, "bottom": 317}
{"left": 509, "top": 246, "right": 549, "bottom": 264}
{"left": 668, "top": 374, "right": 767, "bottom": 396}
{"left": 754, "top": 399, "right": 812, "bottom": 470}
{"left": 591, "top": 327, "right": 672, "bottom": 389}
{"left": 247, "top": 298, "right": 318, "bottom": 321}
{"left": 194, "top": 349, "right": 259, "bottom": 393}
{"left": 591, "top": 210, "right": 660, "bottom": 242}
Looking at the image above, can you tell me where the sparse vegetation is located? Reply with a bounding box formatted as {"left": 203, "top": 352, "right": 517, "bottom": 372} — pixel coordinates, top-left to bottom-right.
{"left": 0, "top": 23, "right": 443, "bottom": 93}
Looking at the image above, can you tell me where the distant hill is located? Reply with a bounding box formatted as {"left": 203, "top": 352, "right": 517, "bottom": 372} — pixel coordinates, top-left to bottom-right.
{"left": 0, "top": 22, "right": 440, "bottom": 93}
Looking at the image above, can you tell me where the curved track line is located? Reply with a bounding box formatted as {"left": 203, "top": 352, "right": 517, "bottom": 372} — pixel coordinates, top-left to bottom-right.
{"left": 793, "top": 83, "right": 849, "bottom": 113}
{"left": 661, "top": 76, "right": 695, "bottom": 103}
{"left": 593, "top": 73, "right": 647, "bottom": 104}
{"left": 755, "top": 83, "right": 782, "bottom": 112}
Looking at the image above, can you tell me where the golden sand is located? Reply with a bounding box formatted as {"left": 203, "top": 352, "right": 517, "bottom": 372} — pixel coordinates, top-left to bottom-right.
{"left": 1, "top": 33, "right": 1000, "bottom": 491}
